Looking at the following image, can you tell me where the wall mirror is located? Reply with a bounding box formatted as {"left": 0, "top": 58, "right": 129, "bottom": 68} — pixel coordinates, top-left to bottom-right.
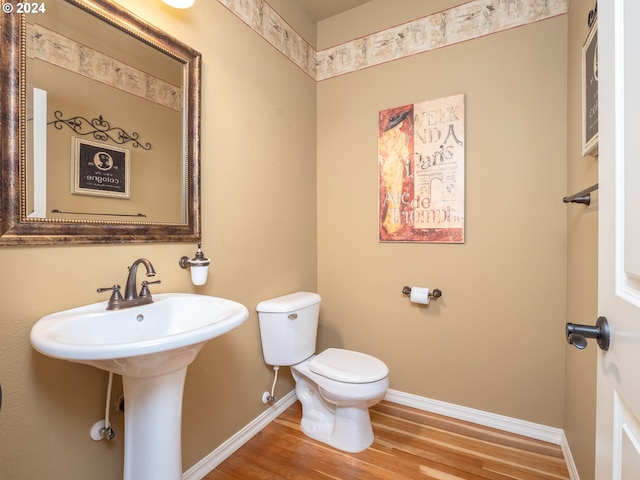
{"left": 0, "top": 0, "right": 201, "bottom": 245}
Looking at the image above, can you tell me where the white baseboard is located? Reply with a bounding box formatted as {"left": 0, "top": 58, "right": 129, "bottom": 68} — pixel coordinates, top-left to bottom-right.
{"left": 385, "top": 389, "right": 562, "bottom": 443}
{"left": 183, "top": 388, "right": 579, "bottom": 480}
{"left": 560, "top": 430, "right": 581, "bottom": 480}
{"left": 385, "top": 389, "right": 579, "bottom": 480}
{"left": 182, "top": 391, "right": 297, "bottom": 480}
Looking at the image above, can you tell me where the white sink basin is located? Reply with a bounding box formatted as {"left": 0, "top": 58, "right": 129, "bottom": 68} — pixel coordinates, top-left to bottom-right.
{"left": 30, "top": 293, "right": 249, "bottom": 376}
{"left": 30, "top": 292, "right": 249, "bottom": 480}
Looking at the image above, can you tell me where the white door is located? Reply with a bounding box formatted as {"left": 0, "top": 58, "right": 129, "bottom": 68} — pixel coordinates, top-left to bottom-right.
{"left": 597, "top": 1, "right": 640, "bottom": 478}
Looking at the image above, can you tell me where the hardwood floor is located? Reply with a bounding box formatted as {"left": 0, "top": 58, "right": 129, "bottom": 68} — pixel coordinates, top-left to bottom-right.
{"left": 204, "top": 401, "right": 570, "bottom": 479}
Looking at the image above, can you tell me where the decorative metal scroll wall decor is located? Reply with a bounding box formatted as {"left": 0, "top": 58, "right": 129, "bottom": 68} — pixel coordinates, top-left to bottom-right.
{"left": 48, "top": 111, "right": 152, "bottom": 150}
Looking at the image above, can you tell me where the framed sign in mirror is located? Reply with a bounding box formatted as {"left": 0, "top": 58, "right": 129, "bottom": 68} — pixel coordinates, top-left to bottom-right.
{"left": 72, "top": 138, "right": 131, "bottom": 199}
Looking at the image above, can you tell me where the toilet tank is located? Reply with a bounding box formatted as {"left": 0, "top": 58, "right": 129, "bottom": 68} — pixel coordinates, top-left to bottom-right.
{"left": 256, "top": 292, "right": 321, "bottom": 366}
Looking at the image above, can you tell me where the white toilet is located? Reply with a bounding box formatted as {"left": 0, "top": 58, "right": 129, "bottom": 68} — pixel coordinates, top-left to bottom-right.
{"left": 257, "top": 291, "right": 389, "bottom": 453}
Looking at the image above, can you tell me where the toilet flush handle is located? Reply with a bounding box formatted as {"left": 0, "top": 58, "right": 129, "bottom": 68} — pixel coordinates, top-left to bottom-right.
{"left": 288, "top": 313, "right": 298, "bottom": 320}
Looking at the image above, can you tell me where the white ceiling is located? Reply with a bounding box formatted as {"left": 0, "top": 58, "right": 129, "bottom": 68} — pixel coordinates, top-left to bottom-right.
{"left": 297, "top": 0, "right": 373, "bottom": 21}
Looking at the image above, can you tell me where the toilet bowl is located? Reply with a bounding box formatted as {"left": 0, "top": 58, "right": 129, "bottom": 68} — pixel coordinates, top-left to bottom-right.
{"left": 257, "top": 292, "right": 389, "bottom": 453}
{"left": 291, "top": 349, "right": 389, "bottom": 452}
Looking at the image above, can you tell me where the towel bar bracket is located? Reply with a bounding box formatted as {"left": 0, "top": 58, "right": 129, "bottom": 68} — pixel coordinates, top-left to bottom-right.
{"left": 563, "top": 183, "right": 598, "bottom": 206}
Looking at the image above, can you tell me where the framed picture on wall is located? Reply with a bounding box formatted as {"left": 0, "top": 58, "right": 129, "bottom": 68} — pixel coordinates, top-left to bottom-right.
{"left": 582, "top": 20, "right": 598, "bottom": 156}
{"left": 378, "top": 94, "right": 465, "bottom": 243}
{"left": 72, "top": 138, "right": 130, "bottom": 198}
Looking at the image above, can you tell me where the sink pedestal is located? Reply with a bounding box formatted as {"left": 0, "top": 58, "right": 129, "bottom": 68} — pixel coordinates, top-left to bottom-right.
{"left": 122, "top": 367, "right": 187, "bottom": 480}
{"left": 30, "top": 293, "right": 250, "bottom": 480}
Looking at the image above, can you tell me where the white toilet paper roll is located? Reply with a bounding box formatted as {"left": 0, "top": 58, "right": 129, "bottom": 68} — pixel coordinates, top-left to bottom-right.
{"left": 409, "top": 287, "right": 430, "bottom": 304}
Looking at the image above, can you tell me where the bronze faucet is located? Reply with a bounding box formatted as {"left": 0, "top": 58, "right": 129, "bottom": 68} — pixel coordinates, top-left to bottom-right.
{"left": 98, "top": 258, "right": 161, "bottom": 310}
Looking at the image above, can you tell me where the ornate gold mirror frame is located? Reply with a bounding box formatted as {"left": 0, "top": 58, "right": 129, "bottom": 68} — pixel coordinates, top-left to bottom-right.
{"left": 0, "top": 0, "right": 201, "bottom": 245}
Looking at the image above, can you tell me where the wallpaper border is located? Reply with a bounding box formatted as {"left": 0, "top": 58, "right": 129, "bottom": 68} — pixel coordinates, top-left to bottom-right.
{"left": 217, "top": 0, "right": 569, "bottom": 81}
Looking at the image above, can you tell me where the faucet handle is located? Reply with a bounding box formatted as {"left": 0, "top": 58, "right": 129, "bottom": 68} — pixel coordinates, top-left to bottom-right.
{"left": 97, "top": 284, "right": 122, "bottom": 294}
{"left": 97, "top": 285, "right": 124, "bottom": 310}
{"left": 140, "top": 280, "right": 161, "bottom": 298}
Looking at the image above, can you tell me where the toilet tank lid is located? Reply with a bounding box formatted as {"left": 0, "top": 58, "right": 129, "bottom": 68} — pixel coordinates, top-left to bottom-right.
{"left": 310, "top": 348, "right": 389, "bottom": 383}
{"left": 256, "top": 291, "right": 321, "bottom": 313}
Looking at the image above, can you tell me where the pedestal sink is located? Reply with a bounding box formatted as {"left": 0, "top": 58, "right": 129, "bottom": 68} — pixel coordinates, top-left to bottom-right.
{"left": 30, "top": 293, "right": 249, "bottom": 480}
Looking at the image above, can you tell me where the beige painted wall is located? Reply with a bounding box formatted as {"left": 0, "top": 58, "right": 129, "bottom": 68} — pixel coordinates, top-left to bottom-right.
{"left": 317, "top": 3, "right": 568, "bottom": 426}
{"left": 564, "top": 0, "right": 599, "bottom": 478}
{"left": 0, "top": 1, "right": 316, "bottom": 478}
{"left": 32, "top": 62, "right": 183, "bottom": 222}
{"left": 1, "top": 0, "right": 599, "bottom": 478}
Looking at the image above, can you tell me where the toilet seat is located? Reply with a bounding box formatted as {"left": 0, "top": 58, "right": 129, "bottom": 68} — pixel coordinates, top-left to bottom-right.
{"left": 310, "top": 348, "right": 388, "bottom": 384}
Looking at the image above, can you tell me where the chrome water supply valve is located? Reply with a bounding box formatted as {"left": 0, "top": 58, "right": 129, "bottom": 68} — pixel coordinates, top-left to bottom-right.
{"left": 90, "top": 420, "right": 115, "bottom": 441}
{"left": 100, "top": 425, "right": 116, "bottom": 440}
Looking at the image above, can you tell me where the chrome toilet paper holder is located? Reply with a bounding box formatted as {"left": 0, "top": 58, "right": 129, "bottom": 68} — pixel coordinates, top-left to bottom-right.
{"left": 402, "top": 286, "right": 442, "bottom": 298}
